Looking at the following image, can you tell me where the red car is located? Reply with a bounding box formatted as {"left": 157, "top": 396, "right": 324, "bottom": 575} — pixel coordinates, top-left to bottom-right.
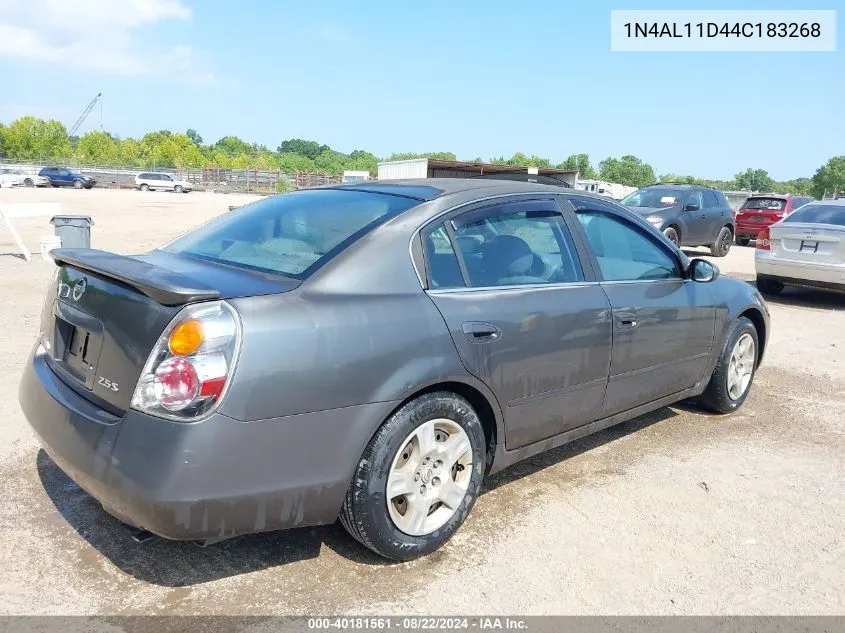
{"left": 735, "top": 194, "right": 812, "bottom": 246}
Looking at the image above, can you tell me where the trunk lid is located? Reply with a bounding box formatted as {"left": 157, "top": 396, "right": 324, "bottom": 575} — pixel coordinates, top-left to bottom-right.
{"left": 769, "top": 222, "right": 845, "bottom": 264}
{"left": 41, "top": 248, "right": 299, "bottom": 413}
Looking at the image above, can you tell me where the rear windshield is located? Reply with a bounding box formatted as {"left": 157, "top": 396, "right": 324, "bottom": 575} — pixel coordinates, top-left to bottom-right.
{"left": 164, "top": 189, "right": 420, "bottom": 278}
{"left": 741, "top": 197, "right": 786, "bottom": 210}
{"left": 782, "top": 204, "right": 845, "bottom": 227}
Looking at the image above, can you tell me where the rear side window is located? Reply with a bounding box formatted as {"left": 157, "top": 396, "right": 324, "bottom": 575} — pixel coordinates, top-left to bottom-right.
{"left": 424, "top": 224, "right": 464, "bottom": 289}
{"left": 783, "top": 204, "right": 845, "bottom": 226}
{"left": 165, "top": 189, "right": 420, "bottom": 278}
{"left": 742, "top": 197, "right": 785, "bottom": 210}
{"left": 703, "top": 190, "right": 719, "bottom": 208}
{"left": 450, "top": 200, "right": 583, "bottom": 287}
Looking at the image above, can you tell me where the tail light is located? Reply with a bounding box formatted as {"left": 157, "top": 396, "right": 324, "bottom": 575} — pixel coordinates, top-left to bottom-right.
{"left": 131, "top": 301, "right": 242, "bottom": 421}
{"left": 756, "top": 227, "right": 771, "bottom": 251}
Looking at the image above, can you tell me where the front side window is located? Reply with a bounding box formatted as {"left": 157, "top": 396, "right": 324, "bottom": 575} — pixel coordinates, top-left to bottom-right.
{"left": 165, "top": 189, "right": 420, "bottom": 278}
{"left": 686, "top": 190, "right": 704, "bottom": 209}
{"left": 450, "top": 200, "right": 583, "bottom": 287}
{"left": 574, "top": 207, "right": 680, "bottom": 281}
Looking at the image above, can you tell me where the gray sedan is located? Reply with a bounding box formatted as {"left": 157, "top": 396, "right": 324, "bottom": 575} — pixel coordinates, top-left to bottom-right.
{"left": 20, "top": 179, "right": 769, "bottom": 560}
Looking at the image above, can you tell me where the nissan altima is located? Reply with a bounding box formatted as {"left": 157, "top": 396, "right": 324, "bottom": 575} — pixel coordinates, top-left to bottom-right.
{"left": 20, "top": 179, "right": 769, "bottom": 560}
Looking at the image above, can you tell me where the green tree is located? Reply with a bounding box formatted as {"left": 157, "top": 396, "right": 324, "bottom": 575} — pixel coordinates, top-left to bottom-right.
{"left": 779, "top": 177, "right": 813, "bottom": 195}
{"left": 811, "top": 156, "right": 845, "bottom": 199}
{"left": 278, "top": 139, "right": 330, "bottom": 160}
{"left": 558, "top": 153, "right": 596, "bottom": 179}
{"left": 0, "top": 123, "right": 6, "bottom": 157}
{"left": 276, "top": 152, "right": 317, "bottom": 173}
{"left": 186, "top": 129, "right": 203, "bottom": 145}
{"left": 346, "top": 149, "right": 379, "bottom": 175}
{"left": 75, "top": 130, "right": 118, "bottom": 164}
{"left": 1, "top": 116, "right": 72, "bottom": 161}
{"left": 598, "top": 155, "right": 656, "bottom": 187}
{"left": 387, "top": 151, "right": 457, "bottom": 161}
{"left": 733, "top": 168, "right": 774, "bottom": 192}
{"left": 314, "top": 149, "right": 348, "bottom": 174}
{"left": 212, "top": 135, "right": 253, "bottom": 156}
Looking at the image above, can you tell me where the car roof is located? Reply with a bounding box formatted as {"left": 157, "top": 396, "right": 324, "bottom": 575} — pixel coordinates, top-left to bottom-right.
{"left": 747, "top": 193, "right": 792, "bottom": 199}
{"left": 806, "top": 198, "right": 845, "bottom": 206}
{"left": 325, "top": 178, "right": 592, "bottom": 202}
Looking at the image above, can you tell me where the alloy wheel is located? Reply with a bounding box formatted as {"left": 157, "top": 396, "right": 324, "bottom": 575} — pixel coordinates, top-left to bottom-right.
{"left": 726, "top": 333, "right": 755, "bottom": 400}
{"left": 386, "top": 418, "right": 473, "bottom": 536}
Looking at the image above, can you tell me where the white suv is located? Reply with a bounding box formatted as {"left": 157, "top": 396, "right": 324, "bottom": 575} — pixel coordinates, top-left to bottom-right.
{"left": 135, "top": 172, "right": 192, "bottom": 193}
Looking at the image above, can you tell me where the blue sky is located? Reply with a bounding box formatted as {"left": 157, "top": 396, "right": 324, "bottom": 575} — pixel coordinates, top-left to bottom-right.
{"left": 0, "top": 0, "right": 842, "bottom": 180}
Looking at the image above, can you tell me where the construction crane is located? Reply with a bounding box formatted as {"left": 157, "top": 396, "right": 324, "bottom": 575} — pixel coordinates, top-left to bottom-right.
{"left": 68, "top": 93, "right": 102, "bottom": 137}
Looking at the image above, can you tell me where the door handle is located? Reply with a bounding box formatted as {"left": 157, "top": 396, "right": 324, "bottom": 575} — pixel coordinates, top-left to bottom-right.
{"left": 461, "top": 321, "right": 501, "bottom": 341}
{"left": 614, "top": 311, "right": 638, "bottom": 328}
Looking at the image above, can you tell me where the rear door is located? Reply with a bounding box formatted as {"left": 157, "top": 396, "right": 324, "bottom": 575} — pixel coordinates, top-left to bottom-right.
{"left": 566, "top": 196, "right": 716, "bottom": 416}
{"left": 703, "top": 189, "right": 728, "bottom": 239}
{"left": 424, "top": 196, "right": 613, "bottom": 450}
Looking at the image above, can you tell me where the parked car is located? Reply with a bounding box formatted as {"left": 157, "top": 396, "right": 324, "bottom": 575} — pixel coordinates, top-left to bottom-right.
{"left": 620, "top": 184, "right": 736, "bottom": 256}
{"left": 0, "top": 168, "right": 50, "bottom": 188}
{"left": 38, "top": 166, "right": 96, "bottom": 189}
{"left": 135, "top": 172, "right": 192, "bottom": 193}
{"left": 735, "top": 194, "right": 812, "bottom": 246}
{"left": 755, "top": 199, "right": 845, "bottom": 295}
{"left": 20, "top": 180, "right": 769, "bottom": 561}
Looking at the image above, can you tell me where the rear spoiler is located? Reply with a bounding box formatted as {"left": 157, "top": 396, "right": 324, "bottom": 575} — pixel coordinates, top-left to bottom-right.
{"left": 50, "top": 248, "right": 221, "bottom": 306}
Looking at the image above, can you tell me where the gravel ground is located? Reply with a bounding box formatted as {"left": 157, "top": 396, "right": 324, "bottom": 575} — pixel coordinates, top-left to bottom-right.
{"left": 0, "top": 187, "right": 842, "bottom": 616}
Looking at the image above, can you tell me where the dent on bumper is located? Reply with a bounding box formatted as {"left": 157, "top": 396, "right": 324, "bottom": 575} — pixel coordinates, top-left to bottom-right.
{"left": 20, "top": 346, "right": 397, "bottom": 541}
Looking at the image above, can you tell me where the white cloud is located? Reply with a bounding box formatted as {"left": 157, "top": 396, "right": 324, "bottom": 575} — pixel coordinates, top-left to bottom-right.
{"left": 0, "top": 0, "right": 211, "bottom": 80}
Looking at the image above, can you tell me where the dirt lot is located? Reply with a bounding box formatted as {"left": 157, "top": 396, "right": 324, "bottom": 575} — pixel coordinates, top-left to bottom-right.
{"left": 0, "top": 187, "right": 842, "bottom": 615}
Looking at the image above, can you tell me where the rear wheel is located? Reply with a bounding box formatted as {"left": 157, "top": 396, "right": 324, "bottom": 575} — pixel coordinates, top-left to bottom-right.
{"left": 756, "top": 277, "right": 783, "bottom": 296}
{"left": 699, "top": 317, "right": 758, "bottom": 414}
{"left": 736, "top": 236, "right": 750, "bottom": 247}
{"left": 663, "top": 226, "right": 680, "bottom": 247}
{"left": 140, "top": 183, "right": 150, "bottom": 192}
{"left": 340, "top": 391, "right": 486, "bottom": 561}
{"left": 23, "top": 178, "right": 34, "bottom": 187}
{"left": 710, "top": 226, "right": 733, "bottom": 257}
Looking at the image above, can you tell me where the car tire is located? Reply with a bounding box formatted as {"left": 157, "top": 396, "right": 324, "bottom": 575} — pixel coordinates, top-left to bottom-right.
{"left": 174, "top": 185, "right": 184, "bottom": 194}
{"left": 736, "top": 237, "right": 751, "bottom": 247}
{"left": 710, "top": 226, "right": 733, "bottom": 257}
{"left": 340, "top": 391, "right": 486, "bottom": 561}
{"left": 23, "top": 178, "right": 34, "bottom": 187}
{"left": 73, "top": 179, "right": 83, "bottom": 189}
{"left": 140, "top": 184, "right": 150, "bottom": 192}
{"left": 756, "top": 277, "right": 783, "bottom": 296}
{"left": 663, "top": 226, "right": 680, "bottom": 247}
{"left": 699, "top": 316, "right": 759, "bottom": 414}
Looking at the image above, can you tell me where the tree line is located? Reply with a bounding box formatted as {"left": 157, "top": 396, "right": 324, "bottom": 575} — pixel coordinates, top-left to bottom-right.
{"left": 1, "top": 116, "right": 842, "bottom": 198}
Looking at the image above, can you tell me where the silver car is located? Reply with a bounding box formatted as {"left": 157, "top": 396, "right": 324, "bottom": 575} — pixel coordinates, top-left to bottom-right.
{"left": 755, "top": 199, "right": 845, "bottom": 295}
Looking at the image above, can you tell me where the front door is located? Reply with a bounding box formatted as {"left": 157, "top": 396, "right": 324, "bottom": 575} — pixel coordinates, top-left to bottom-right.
{"left": 681, "top": 190, "right": 708, "bottom": 244}
{"left": 423, "top": 197, "right": 612, "bottom": 450}
{"left": 566, "top": 197, "right": 716, "bottom": 417}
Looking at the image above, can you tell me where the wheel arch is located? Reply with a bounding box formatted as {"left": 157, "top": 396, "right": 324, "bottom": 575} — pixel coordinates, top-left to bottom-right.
{"left": 738, "top": 307, "right": 767, "bottom": 366}
{"left": 373, "top": 378, "right": 504, "bottom": 474}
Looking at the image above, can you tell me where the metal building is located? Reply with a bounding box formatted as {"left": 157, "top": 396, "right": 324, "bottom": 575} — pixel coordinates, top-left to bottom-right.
{"left": 377, "top": 159, "right": 578, "bottom": 187}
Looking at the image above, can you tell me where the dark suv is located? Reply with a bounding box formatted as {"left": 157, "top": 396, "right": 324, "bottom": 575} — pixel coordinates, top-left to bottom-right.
{"left": 38, "top": 166, "right": 96, "bottom": 189}
{"left": 621, "top": 184, "right": 736, "bottom": 256}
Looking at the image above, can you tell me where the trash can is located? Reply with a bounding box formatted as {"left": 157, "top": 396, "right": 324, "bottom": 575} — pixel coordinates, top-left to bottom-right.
{"left": 50, "top": 215, "right": 95, "bottom": 249}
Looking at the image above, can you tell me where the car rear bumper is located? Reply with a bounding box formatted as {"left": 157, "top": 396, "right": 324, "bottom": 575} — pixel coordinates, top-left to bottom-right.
{"left": 735, "top": 221, "right": 772, "bottom": 237}
{"left": 20, "top": 343, "right": 396, "bottom": 541}
{"left": 756, "top": 254, "right": 845, "bottom": 290}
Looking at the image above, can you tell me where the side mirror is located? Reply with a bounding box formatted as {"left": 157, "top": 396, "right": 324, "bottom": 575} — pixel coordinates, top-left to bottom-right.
{"left": 684, "top": 203, "right": 700, "bottom": 212}
{"left": 690, "top": 258, "right": 719, "bottom": 282}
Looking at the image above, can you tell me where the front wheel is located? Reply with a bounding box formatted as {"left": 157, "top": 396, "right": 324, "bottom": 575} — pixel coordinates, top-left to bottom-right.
{"left": 710, "top": 226, "right": 733, "bottom": 257}
{"left": 139, "top": 183, "right": 150, "bottom": 192}
{"left": 340, "top": 392, "right": 486, "bottom": 561}
{"left": 663, "top": 226, "right": 680, "bottom": 247}
{"left": 699, "top": 317, "right": 759, "bottom": 414}
{"left": 174, "top": 185, "right": 184, "bottom": 193}
{"left": 73, "top": 179, "right": 83, "bottom": 189}
{"left": 736, "top": 237, "right": 751, "bottom": 247}
{"left": 23, "top": 178, "right": 34, "bottom": 187}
